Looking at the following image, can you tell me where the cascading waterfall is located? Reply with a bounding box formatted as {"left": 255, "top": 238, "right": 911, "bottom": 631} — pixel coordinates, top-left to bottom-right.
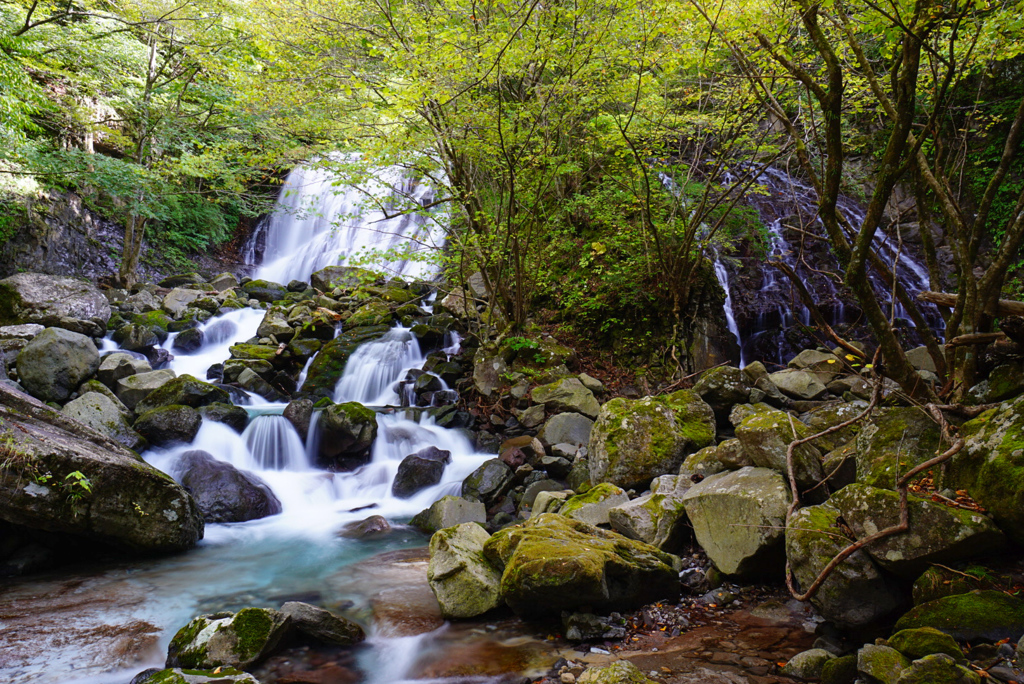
{"left": 242, "top": 415, "right": 310, "bottom": 471}
{"left": 334, "top": 326, "right": 425, "bottom": 405}
{"left": 713, "top": 255, "right": 745, "bottom": 367}
{"left": 245, "top": 158, "right": 446, "bottom": 283}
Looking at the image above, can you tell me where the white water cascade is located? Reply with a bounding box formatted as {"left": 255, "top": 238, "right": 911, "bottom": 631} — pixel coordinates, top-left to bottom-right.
{"left": 334, "top": 326, "right": 425, "bottom": 405}
{"left": 713, "top": 256, "right": 745, "bottom": 367}
{"left": 246, "top": 159, "right": 446, "bottom": 283}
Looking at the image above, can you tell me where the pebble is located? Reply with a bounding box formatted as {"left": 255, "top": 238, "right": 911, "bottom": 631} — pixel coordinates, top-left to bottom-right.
{"left": 560, "top": 673, "right": 575, "bottom": 684}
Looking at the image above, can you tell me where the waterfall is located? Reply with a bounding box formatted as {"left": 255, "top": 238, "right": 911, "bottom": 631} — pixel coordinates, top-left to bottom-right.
{"left": 334, "top": 326, "right": 426, "bottom": 405}
{"left": 713, "top": 256, "right": 745, "bottom": 367}
{"left": 242, "top": 415, "right": 309, "bottom": 471}
{"left": 246, "top": 159, "right": 446, "bottom": 283}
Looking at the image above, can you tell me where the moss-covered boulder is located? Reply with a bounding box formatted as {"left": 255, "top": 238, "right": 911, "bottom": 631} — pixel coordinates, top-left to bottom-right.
{"left": 681, "top": 467, "right": 789, "bottom": 579}
{"left": 679, "top": 445, "right": 727, "bottom": 480}
{"left": 113, "top": 323, "right": 161, "bottom": 351}
{"left": 830, "top": 483, "right": 1006, "bottom": 577}
{"left": 559, "top": 482, "right": 629, "bottom": 526}
{"left": 133, "top": 668, "right": 259, "bottom": 684}
{"left": 0, "top": 272, "right": 110, "bottom": 337}
{"left": 227, "top": 343, "right": 279, "bottom": 363}
{"left": 115, "top": 369, "right": 176, "bottom": 411}
{"left": 692, "top": 365, "right": 752, "bottom": 419}
{"left": 949, "top": 393, "right": 1024, "bottom": 544}
{"left": 427, "top": 522, "right": 503, "bottom": 619}
{"left": 162, "top": 288, "right": 205, "bottom": 317}
{"left": 62, "top": 392, "right": 146, "bottom": 451}
{"left": 769, "top": 368, "right": 828, "bottom": 400}
{"left": 97, "top": 352, "right": 152, "bottom": 390}
{"left": 786, "top": 501, "right": 903, "bottom": 628}
{"left": 894, "top": 654, "right": 980, "bottom": 684}
{"left": 482, "top": 513, "right": 680, "bottom": 616}
{"left": 888, "top": 627, "right": 966, "bottom": 663}
{"left": 347, "top": 300, "right": 393, "bottom": 328}
{"left": 134, "top": 405, "right": 202, "bottom": 446}
{"left": 733, "top": 403, "right": 824, "bottom": 490}
{"left": 135, "top": 375, "right": 231, "bottom": 416}
{"left": 0, "top": 382, "right": 202, "bottom": 552}
{"left": 317, "top": 401, "right": 378, "bottom": 471}
{"left": 240, "top": 279, "right": 288, "bottom": 304}
{"left": 310, "top": 266, "right": 377, "bottom": 292}
{"left": 16, "top": 327, "right": 100, "bottom": 402}
{"left": 279, "top": 601, "right": 365, "bottom": 645}
{"left": 410, "top": 495, "right": 486, "bottom": 533}
{"left": 165, "top": 607, "right": 290, "bottom": 670}
{"left": 256, "top": 306, "right": 294, "bottom": 341}
{"left": 608, "top": 476, "right": 690, "bottom": 551}
{"left": 822, "top": 654, "right": 857, "bottom": 684}
{"left": 781, "top": 649, "right": 836, "bottom": 680}
{"left": 197, "top": 403, "right": 249, "bottom": 433}
{"left": 588, "top": 390, "right": 715, "bottom": 489}
{"left": 461, "top": 458, "right": 514, "bottom": 505}
{"left": 855, "top": 407, "right": 940, "bottom": 490}
{"left": 800, "top": 401, "right": 867, "bottom": 453}
{"left": 911, "top": 565, "right": 999, "bottom": 605}
{"left": 299, "top": 324, "right": 391, "bottom": 399}
{"left": 857, "top": 644, "right": 909, "bottom": 684}
{"left": 532, "top": 377, "right": 600, "bottom": 418}
{"left": 893, "top": 590, "right": 1024, "bottom": 642}
{"left": 577, "top": 661, "right": 658, "bottom": 684}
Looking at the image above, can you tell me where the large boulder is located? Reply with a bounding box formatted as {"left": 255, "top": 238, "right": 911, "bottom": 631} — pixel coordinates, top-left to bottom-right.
{"left": 391, "top": 447, "right": 451, "bottom": 498}
{"left": 681, "top": 466, "right": 790, "bottom": 578}
{"left": 893, "top": 590, "right": 1024, "bottom": 642}
{"left": 609, "top": 475, "right": 691, "bottom": 551}
{"left": 299, "top": 324, "right": 391, "bottom": 399}
{"left": 894, "top": 654, "right": 980, "bottom": 684}
{"left": 830, "top": 483, "right": 1007, "bottom": 577}
{"left": 949, "top": 394, "right": 1024, "bottom": 544}
{"left": 693, "top": 365, "right": 752, "bottom": 418}
{"left": 427, "top": 523, "right": 504, "bottom": 618}
{"left": 279, "top": 601, "right": 364, "bottom": 645}
{"left": 174, "top": 450, "right": 281, "bottom": 523}
{"left": 531, "top": 378, "right": 601, "bottom": 418}
{"left": 538, "top": 412, "right": 594, "bottom": 446}
{"left": 0, "top": 383, "right": 203, "bottom": 552}
{"left": 16, "top": 327, "right": 100, "bottom": 402}
{"left": 461, "top": 458, "right": 514, "bottom": 505}
{"left": 98, "top": 352, "right": 152, "bottom": 390}
{"left": 0, "top": 272, "right": 110, "bottom": 336}
{"left": 559, "top": 482, "right": 630, "bottom": 526}
{"left": 62, "top": 392, "right": 146, "bottom": 451}
{"left": 162, "top": 289, "right": 207, "bottom": 318}
{"left": 317, "top": 401, "right": 378, "bottom": 471}
{"left": 311, "top": 266, "right": 377, "bottom": 292}
{"left": 116, "top": 369, "right": 176, "bottom": 411}
{"left": 166, "top": 607, "right": 290, "bottom": 670}
{"left": 786, "top": 502, "right": 903, "bottom": 628}
{"left": 588, "top": 390, "right": 716, "bottom": 489}
{"left": 733, "top": 403, "right": 824, "bottom": 490}
{"left": 134, "top": 374, "right": 231, "bottom": 415}
{"left": 410, "top": 495, "right": 487, "bottom": 533}
{"left": 482, "top": 513, "right": 680, "bottom": 616}
{"left": 855, "top": 407, "right": 941, "bottom": 490}
{"left": 769, "top": 368, "right": 827, "bottom": 400}
{"left": 134, "top": 405, "right": 202, "bottom": 446}
{"left": 240, "top": 279, "right": 288, "bottom": 304}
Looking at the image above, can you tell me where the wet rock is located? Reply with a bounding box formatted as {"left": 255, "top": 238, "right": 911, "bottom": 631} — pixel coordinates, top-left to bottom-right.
{"left": 174, "top": 450, "right": 281, "bottom": 523}
{"left": 538, "top": 412, "right": 594, "bottom": 447}
{"left": 858, "top": 644, "right": 909, "bottom": 684}
{"left": 282, "top": 398, "right": 314, "bottom": 440}
{"left": 166, "top": 607, "right": 291, "bottom": 670}
{"left": 133, "top": 668, "right": 260, "bottom": 684}
{"left": 577, "top": 660, "right": 658, "bottom": 684}
{"left": 338, "top": 515, "right": 392, "bottom": 539}
{"left": 311, "top": 266, "right": 377, "bottom": 292}
{"left": 161, "top": 288, "right": 205, "bottom": 317}
{"left": 893, "top": 590, "right": 1024, "bottom": 642}
{"left": 786, "top": 502, "right": 903, "bottom": 628}
{"left": 888, "top": 627, "right": 966, "bottom": 663}
{"left": 733, "top": 403, "right": 824, "bottom": 490}
{"left": 0, "top": 382, "right": 203, "bottom": 552}
{"left": 300, "top": 324, "right": 392, "bottom": 399}
{"left": 392, "top": 447, "right": 452, "bottom": 498}
{"left": 241, "top": 279, "right": 288, "bottom": 304}
{"left": 562, "top": 612, "right": 626, "bottom": 642}
{"left": 482, "top": 513, "right": 680, "bottom": 616}
{"left": 113, "top": 323, "right": 161, "bottom": 351}
{"left": 410, "top": 495, "right": 487, "bottom": 533}
{"left": 462, "top": 458, "right": 515, "bottom": 505}
{"left": 135, "top": 374, "right": 231, "bottom": 415}
{"left": 559, "top": 482, "right": 629, "bottom": 526}
{"left": 16, "top": 327, "right": 100, "bottom": 402}
{"left": 588, "top": 390, "right": 716, "bottom": 489}
{"left": 855, "top": 407, "right": 941, "bottom": 490}
{"left": 280, "top": 601, "right": 365, "bottom": 645}
{"left": 134, "top": 405, "right": 202, "bottom": 446}
{"left": 782, "top": 648, "right": 836, "bottom": 680}
{"left": 317, "top": 401, "right": 378, "bottom": 471}
{"left": 831, "top": 483, "right": 1006, "bottom": 577}
{"left": 681, "top": 467, "right": 790, "bottom": 579}
{"left": 531, "top": 377, "right": 600, "bottom": 418}
{"left": 197, "top": 403, "right": 249, "bottom": 433}
{"left": 115, "top": 369, "right": 176, "bottom": 411}
{"left": 0, "top": 272, "right": 110, "bottom": 336}
{"left": 257, "top": 307, "right": 293, "bottom": 341}
{"left": 427, "top": 522, "right": 503, "bottom": 619}
{"left": 62, "top": 391, "right": 146, "bottom": 450}
{"left": 171, "top": 327, "right": 204, "bottom": 353}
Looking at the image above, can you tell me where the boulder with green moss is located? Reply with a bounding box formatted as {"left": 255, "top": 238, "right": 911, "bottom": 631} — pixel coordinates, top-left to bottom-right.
{"left": 299, "top": 324, "right": 392, "bottom": 399}
{"left": 256, "top": 306, "right": 294, "bottom": 341}
{"left": 692, "top": 365, "right": 752, "bottom": 418}
{"left": 115, "top": 370, "right": 177, "bottom": 411}
{"left": 135, "top": 375, "right": 231, "bottom": 415}
{"left": 681, "top": 467, "right": 789, "bottom": 579}
{"left": 311, "top": 266, "right": 377, "bottom": 292}
{"left": 577, "top": 661, "right": 658, "bottom": 684}
{"left": 241, "top": 279, "right": 288, "bottom": 304}
{"left": 162, "top": 288, "right": 205, "bottom": 317}
{"left": 911, "top": 565, "right": 998, "bottom": 605}
{"left": 830, "top": 483, "right": 1006, "bottom": 577}
{"left": 134, "top": 405, "right": 202, "bottom": 446}
{"left": 62, "top": 391, "right": 146, "bottom": 450}
{"left": 608, "top": 476, "right": 690, "bottom": 551}
{"left": 410, "top": 495, "right": 486, "bottom": 533}
{"left": 679, "top": 446, "right": 727, "bottom": 479}
{"left": 197, "top": 403, "right": 249, "bottom": 433}
{"left": 800, "top": 400, "right": 867, "bottom": 453}
{"left": 888, "top": 627, "right": 966, "bottom": 663}
{"left": 482, "top": 513, "right": 680, "bottom": 616}
{"left": 781, "top": 648, "right": 837, "bottom": 680}
{"left": 165, "top": 607, "right": 290, "bottom": 670}
{"left": 531, "top": 377, "right": 601, "bottom": 418}
{"left": 589, "top": 390, "right": 716, "bottom": 489}
{"left": 347, "top": 300, "right": 393, "bottom": 327}
{"left": 461, "top": 458, "right": 514, "bottom": 505}
{"left": 112, "top": 323, "right": 162, "bottom": 351}
{"left": 98, "top": 352, "right": 151, "bottom": 390}
{"left": 893, "top": 590, "right": 1024, "bottom": 642}
{"left": 854, "top": 407, "right": 941, "bottom": 490}
{"left": 317, "top": 401, "right": 378, "bottom": 471}
{"left": 822, "top": 654, "right": 857, "bottom": 684}
{"left": 427, "top": 522, "right": 503, "bottom": 618}
{"left": 16, "top": 327, "right": 100, "bottom": 403}
{"left": 857, "top": 644, "right": 909, "bottom": 684}
{"left": 949, "top": 394, "right": 1024, "bottom": 544}
{"left": 559, "top": 482, "right": 629, "bottom": 526}
{"left": 733, "top": 403, "right": 824, "bottom": 490}
{"left": 0, "top": 272, "right": 110, "bottom": 337}
{"left": 786, "top": 501, "right": 904, "bottom": 628}
{"left": 133, "top": 668, "right": 260, "bottom": 684}
{"left": 894, "top": 654, "right": 980, "bottom": 684}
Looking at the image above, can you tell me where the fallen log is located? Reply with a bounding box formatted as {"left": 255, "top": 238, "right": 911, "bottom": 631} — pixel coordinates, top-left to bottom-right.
{"left": 946, "top": 332, "right": 1007, "bottom": 347}
{"left": 918, "top": 291, "right": 1024, "bottom": 316}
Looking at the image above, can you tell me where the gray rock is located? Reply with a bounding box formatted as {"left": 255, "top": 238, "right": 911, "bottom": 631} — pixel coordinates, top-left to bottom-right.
{"left": 171, "top": 328, "right": 204, "bottom": 353}
{"left": 538, "top": 412, "right": 594, "bottom": 446}
{"left": 0, "top": 323, "right": 45, "bottom": 339}
{"left": 858, "top": 644, "right": 909, "bottom": 684}
{"left": 0, "top": 272, "right": 110, "bottom": 336}
{"left": 609, "top": 481, "right": 690, "bottom": 551}
{"left": 134, "top": 405, "right": 202, "bottom": 446}
{"left": 113, "top": 323, "right": 160, "bottom": 352}
{"left": 210, "top": 273, "right": 239, "bottom": 292}
{"left": 681, "top": 467, "right": 790, "bottom": 578}
{"left": 197, "top": 403, "right": 249, "bottom": 433}
{"left": 133, "top": 668, "right": 259, "bottom": 684}
{"left": 98, "top": 352, "right": 151, "bottom": 389}
{"left": 392, "top": 447, "right": 451, "bottom": 498}
{"left": 905, "top": 346, "right": 938, "bottom": 373}
{"left": 166, "top": 608, "right": 290, "bottom": 670}
{"left": 733, "top": 403, "right": 824, "bottom": 489}
{"left": 472, "top": 345, "right": 508, "bottom": 398}
{"left": 578, "top": 373, "right": 605, "bottom": 394}
{"left": 62, "top": 392, "right": 145, "bottom": 450}
{"left": 174, "top": 450, "right": 281, "bottom": 523}
{"left": 781, "top": 648, "right": 836, "bottom": 680}
{"left": 679, "top": 446, "right": 728, "bottom": 480}
{"left": 338, "top": 515, "right": 392, "bottom": 539}
{"left": 161, "top": 288, "right": 205, "bottom": 317}
{"left": 531, "top": 377, "right": 601, "bottom": 418}
{"left": 123, "top": 290, "right": 161, "bottom": 314}
{"left": 855, "top": 407, "right": 941, "bottom": 490}
{"left": 461, "top": 458, "right": 514, "bottom": 504}
{"left": 16, "top": 327, "right": 100, "bottom": 402}
{"left": 77, "top": 379, "right": 132, "bottom": 419}
{"left": 769, "top": 368, "right": 828, "bottom": 400}
{"left": 310, "top": 265, "right": 376, "bottom": 292}
{"left": 135, "top": 374, "right": 231, "bottom": 415}
{"left": 115, "top": 369, "right": 176, "bottom": 411}
{"left": 693, "top": 365, "right": 752, "bottom": 416}
{"left": 562, "top": 612, "right": 626, "bottom": 642}
{"left": 427, "top": 522, "right": 503, "bottom": 618}
{"left": 282, "top": 398, "right": 314, "bottom": 440}
{"left": 515, "top": 404, "right": 546, "bottom": 429}
{"left": 279, "top": 601, "right": 365, "bottom": 645}
{"left": 559, "top": 483, "right": 629, "bottom": 526}
{"left": 410, "top": 495, "right": 486, "bottom": 533}
{"left": 317, "top": 401, "right": 378, "bottom": 471}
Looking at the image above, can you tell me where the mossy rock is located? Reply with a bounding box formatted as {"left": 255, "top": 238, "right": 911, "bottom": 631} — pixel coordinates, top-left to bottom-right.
{"left": 894, "top": 653, "right": 981, "bottom": 684}
{"left": 577, "top": 661, "right": 658, "bottom": 684}
{"left": 734, "top": 403, "right": 823, "bottom": 490}
{"left": 588, "top": 390, "right": 716, "bottom": 490}
{"left": 427, "top": 522, "right": 503, "bottom": 619}
{"left": 310, "top": 266, "right": 378, "bottom": 292}
{"left": 197, "top": 403, "right": 249, "bottom": 433}
{"left": 299, "top": 324, "right": 391, "bottom": 399}
{"left": 316, "top": 401, "right": 378, "bottom": 471}
{"left": 855, "top": 407, "right": 941, "bottom": 490}
{"left": 482, "top": 513, "right": 680, "bottom": 617}
{"left": 888, "top": 627, "right": 966, "bottom": 663}
{"left": 821, "top": 654, "right": 858, "bottom": 684}
{"left": 983, "top": 363, "right": 1024, "bottom": 403}
{"left": 135, "top": 667, "right": 259, "bottom": 683}
{"left": 949, "top": 394, "right": 1024, "bottom": 544}
{"left": 558, "top": 482, "right": 629, "bottom": 526}
{"left": 132, "top": 310, "right": 174, "bottom": 332}
{"left": 166, "top": 607, "right": 290, "bottom": 670}
{"left": 240, "top": 279, "right": 288, "bottom": 304}
{"left": 347, "top": 300, "right": 393, "bottom": 327}
{"left": 911, "top": 565, "right": 1001, "bottom": 605}
{"left": 135, "top": 374, "right": 231, "bottom": 415}
{"left": 893, "top": 590, "right": 1024, "bottom": 642}
{"left": 800, "top": 401, "right": 867, "bottom": 453}
{"left": 857, "top": 644, "right": 909, "bottom": 684}
{"left": 134, "top": 405, "right": 202, "bottom": 446}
